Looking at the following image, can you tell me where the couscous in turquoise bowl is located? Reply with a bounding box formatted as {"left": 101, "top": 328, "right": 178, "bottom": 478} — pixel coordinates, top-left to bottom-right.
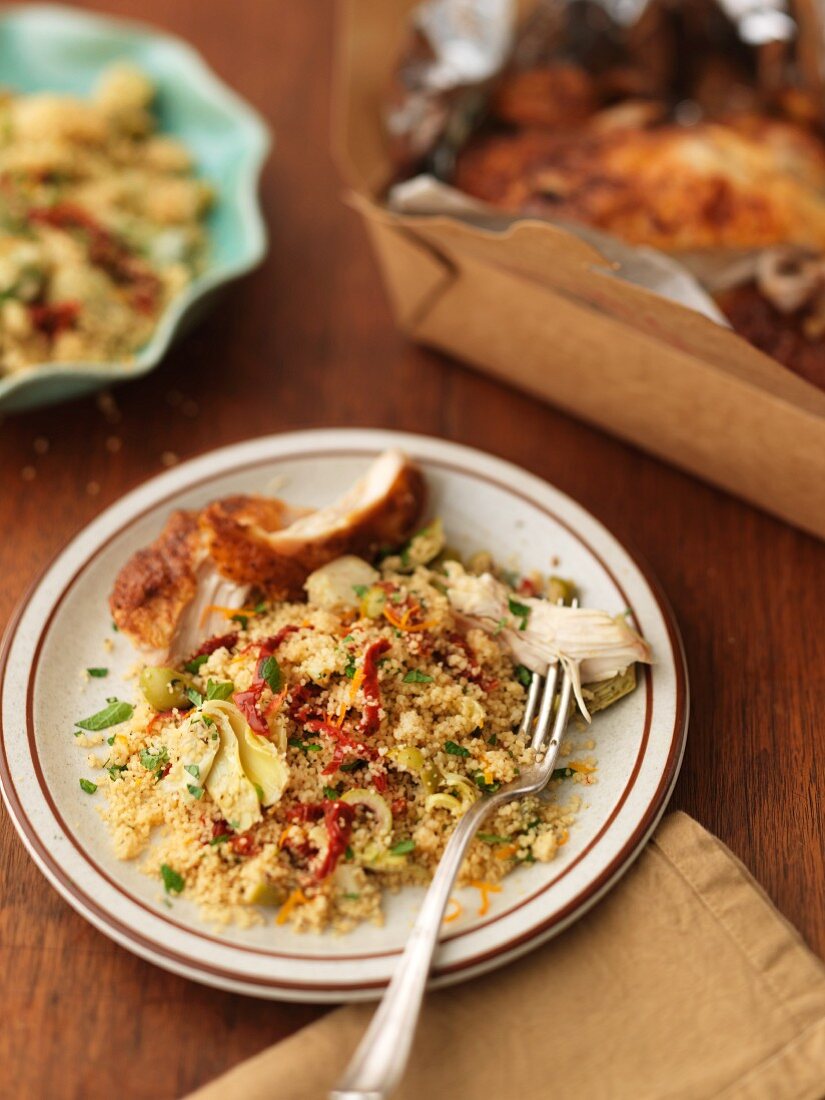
{"left": 0, "top": 4, "right": 270, "bottom": 413}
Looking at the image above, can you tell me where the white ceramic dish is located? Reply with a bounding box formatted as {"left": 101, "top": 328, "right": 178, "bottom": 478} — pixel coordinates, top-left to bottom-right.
{"left": 0, "top": 429, "right": 688, "bottom": 1002}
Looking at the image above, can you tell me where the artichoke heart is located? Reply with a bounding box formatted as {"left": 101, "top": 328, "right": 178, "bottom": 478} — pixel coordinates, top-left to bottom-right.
{"left": 203, "top": 699, "right": 290, "bottom": 809}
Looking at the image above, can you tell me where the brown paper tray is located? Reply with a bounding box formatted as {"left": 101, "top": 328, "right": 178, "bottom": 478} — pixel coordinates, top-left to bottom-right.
{"left": 335, "top": 0, "right": 825, "bottom": 541}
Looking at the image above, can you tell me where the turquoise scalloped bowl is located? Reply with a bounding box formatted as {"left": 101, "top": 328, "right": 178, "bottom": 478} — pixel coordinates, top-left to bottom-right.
{"left": 0, "top": 4, "right": 270, "bottom": 413}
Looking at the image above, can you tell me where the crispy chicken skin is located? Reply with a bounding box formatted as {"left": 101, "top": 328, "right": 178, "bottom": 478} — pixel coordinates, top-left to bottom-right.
{"left": 202, "top": 450, "right": 427, "bottom": 598}
{"left": 109, "top": 510, "right": 202, "bottom": 651}
{"left": 110, "top": 451, "right": 427, "bottom": 651}
{"left": 455, "top": 115, "right": 825, "bottom": 253}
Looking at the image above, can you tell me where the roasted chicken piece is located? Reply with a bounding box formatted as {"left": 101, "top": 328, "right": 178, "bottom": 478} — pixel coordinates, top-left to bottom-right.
{"left": 109, "top": 510, "right": 204, "bottom": 652}
{"left": 455, "top": 114, "right": 825, "bottom": 254}
{"left": 110, "top": 450, "right": 426, "bottom": 654}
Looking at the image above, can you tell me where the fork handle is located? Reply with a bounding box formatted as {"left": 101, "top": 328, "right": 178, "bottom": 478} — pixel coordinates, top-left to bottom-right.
{"left": 329, "top": 792, "right": 502, "bottom": 1100}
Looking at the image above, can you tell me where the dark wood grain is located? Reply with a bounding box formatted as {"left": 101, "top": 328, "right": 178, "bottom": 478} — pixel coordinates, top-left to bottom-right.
{"left": 0, "top": 3, "right": 823, "bottom": 1098}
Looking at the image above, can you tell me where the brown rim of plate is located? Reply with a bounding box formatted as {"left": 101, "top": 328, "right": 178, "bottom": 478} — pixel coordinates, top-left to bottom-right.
{"left": 0, "top": 446, "right": 688, "bottom": 994}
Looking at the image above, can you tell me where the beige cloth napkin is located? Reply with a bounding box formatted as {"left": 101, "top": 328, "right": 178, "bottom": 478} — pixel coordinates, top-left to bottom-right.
{"left": 187, "top": 813, "right": 825, "bottom": 1100}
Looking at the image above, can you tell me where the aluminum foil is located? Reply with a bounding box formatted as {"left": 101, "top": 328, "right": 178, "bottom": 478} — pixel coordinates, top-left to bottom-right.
{"left": 386, "top": 0, "right": 818, "bottom": 326}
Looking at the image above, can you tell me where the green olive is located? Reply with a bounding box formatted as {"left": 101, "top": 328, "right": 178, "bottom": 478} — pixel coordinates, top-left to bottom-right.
{"left": 244, "top": 881, "right": 281, "bottom": 906}
{"left": 139, "top": 666, "right": 193, "bottom": 711}
{"left": 547, "top": 576, "right": 578, "bottom": 605}
{"left": 361, "top": 585, "right": 387, "bottom": 619}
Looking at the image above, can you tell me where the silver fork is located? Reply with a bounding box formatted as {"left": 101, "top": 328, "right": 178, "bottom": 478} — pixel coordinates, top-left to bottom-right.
{"left": 330, "top": 634, "right": 575, "bottom": 1100}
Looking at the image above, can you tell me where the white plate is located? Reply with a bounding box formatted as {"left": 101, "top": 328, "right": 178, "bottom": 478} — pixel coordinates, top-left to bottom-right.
{"left": 0, "top": 429, "right": 688, "bottom": 1002}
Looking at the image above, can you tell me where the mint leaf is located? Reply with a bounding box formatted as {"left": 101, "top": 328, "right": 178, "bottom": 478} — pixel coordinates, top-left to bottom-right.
{"left": 206, "top": 679, "right": 234, "bottom": 701}
{"left": 160, "top": 864, "right": 184, "bottom": 894}
{"left": 257, "top": 655, "right": 282, "bottom": 693}
{"left": 76, "top": 700, "right": 133, "bottom": 731}
{"left": 389, "top": 838, "right": 415, "bottom": 856}
{"left": 184, "top": 653, "right": 209, "bottom": 674}
{"left": 86, "top": 668, "right": 108, "bottom": 678}
{"left": 508, "top": 597, "right": 530, "bottom": 631}
{"left": 79, "top": 778, "right": 97, "bottom": 794}
{"left": 444, "top": 740, "right": 469, "bottom": 757}
{"left": 403, "top": 669, "right": 433, "bottom": 684}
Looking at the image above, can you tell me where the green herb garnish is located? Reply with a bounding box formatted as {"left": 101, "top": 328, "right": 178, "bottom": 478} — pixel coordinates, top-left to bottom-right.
{"left": 254, "top": 600, "right": 267, "bottom": 614}
{"left": 257, "top": 655, "right": 282, "bottom": 693}
{"left": 187, "top": 784, "right": 204, "bottom": 800}
{"left": 552, "top": 767, "right": 575, "bottom": 781}
{"left": 206, "top": 679, "right": 234, "bottom": 701}
{"left": 184, "top": 653, "right": 209, "bottom": 674}
{"left": 230, "top": 613, "right": 249, "bottom": 629}
{"left": 79, "top": 778, "right": 97, "bottom": 794}
{"left": 210, "top": 834, "right": 231, "bottom": 846}
{"left": 184, "top": 763, "right": 200, "bottom": 778}
{"left": 515, "top": 664, "right": 533, "bottom": 687}
{"left": 352, "top": 584, "right": 369, "bottom": 598}
{"left": 323, "top": 786, "right": 339, "bottom": 799}
{"left": 508, "top": 597, "right": 531, "bottom": 631}
{"left": 403, "top": 669, "right": 433, "bottom": 684}
{"left": 86, "top": 668, "right": 108, "bottom": 678}
{"left": 139, "top": 746, "right": 169, "bottom": 775}
{"left": 344, "top": 658, "right": 357, "bottom": 679}
{"left": 444, "top": 740, "right": 470, "bottom": 758}
{"left": 305, "top": 743, "right": 322, "bottom": 752}
{"left": 75, "top": 699, "right": 133, "bottom": 732}
{"left": 474, "top": 772, "right": 501, "bottom": 793}
{"left": 107, "top": 763, "right": 127, "bottom": 781}
{"left": 389, "top": 838, "right": 415, "bottom": 856}
{"left": 186, "top": 686, "right": 204, "bottom": 708}
{"left": 478, "top": 833, "right": 509, "bottom": 845}
{"left": 160, "top": 864, "right": 184, "bottom": 894}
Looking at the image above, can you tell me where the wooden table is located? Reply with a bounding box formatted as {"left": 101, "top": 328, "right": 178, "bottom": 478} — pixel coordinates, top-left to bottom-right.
{"left": 1, "top": 3, "right": 823, "bottom": 1097}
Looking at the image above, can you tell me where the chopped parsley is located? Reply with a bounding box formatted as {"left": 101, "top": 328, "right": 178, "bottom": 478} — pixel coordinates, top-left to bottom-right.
{"left": 478, "top": 833, "right": 509, "bottom": 845}
{"left": 323, "top": 785, "right": 340, "bottom": 799}
{"left": 184, "top": 763, "right": 200, "bottom": 778}
{"left": 352, "top": 584, "right": 369, "bottom": 598}
{"left": 160, "top": 864, "right": 184, "bottom": 895}
{"left": 254, "top": 600, "right": 267, "bottom": 614}
{"left": 474, "top": 772, "right": 501, "bottom": 793}
{"left": 344, "top": 657, "right": 357, "bottom": 679}
{"left": 86, "top": 667, "right": 108, "bottom": 678}
{"left": 342, "top": 892, "right": 361, "bottom": 901}
{"left": 508, "top": 597, "right": 531, "bottom": 631}
{"left": 403, "top": 669, "right": 433, "bottom": 684}
{"left": 340, "top": 760, "right": 364, "bottom": 773}
{"left": 75, "top": 699, "right": 133, "bottom": 732}
{"left": 184, "top": 653, "right": 209, "bottom": 674}
{"left": 210, "top": 834, "right": 231, "bottom": 846}
{"left": 79, "top": 778, "right": 97, "bottom": 794}
{"left": 389, "top": 838, "right": 415, "bottom": 856}
{"left": 257, "top": 655, "right": 282, "bottom": 693}
{"left": 344, "top": 845, "right": 354, "bottom": 861}
{"left": 487, "top": 734, "right": 498, "bottom": 746}
{"left": 305, "top": 743, "right": 322, "bottom": 752}
{"left": 230, "top": 613, "right": 249, "bottom": 629}
{"left": 515, "top": 664, "right": 533, "bottom": 687}
{"left": 187, "top": 784, "right": 205, "bottom": 800}
{"left": 107, "top": 763, "right": 127, "bottom": 781}
{"left": 206, "top": 679, "right": 234, "bottom": 701}
{"left": 444, "top": 740, "right": 470, "bottom": 758}
{"left": 287, "top": 737, "right": 305, "bottom": 750}
{"left": 552, "top": 767, "right": 575, "bottom": 781}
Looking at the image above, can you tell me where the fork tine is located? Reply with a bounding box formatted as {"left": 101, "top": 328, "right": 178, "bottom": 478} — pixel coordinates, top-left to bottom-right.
{"left": 518, "top": 669, "right": 543, "bottom": 737}
{"left": 530, "top": 662, "right": 559, "bottom": 751}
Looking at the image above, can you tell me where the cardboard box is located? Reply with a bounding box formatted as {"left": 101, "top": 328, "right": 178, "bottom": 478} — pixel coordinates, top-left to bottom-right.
{"left": 335, "top": 0, "right": 825, "bottom": 540}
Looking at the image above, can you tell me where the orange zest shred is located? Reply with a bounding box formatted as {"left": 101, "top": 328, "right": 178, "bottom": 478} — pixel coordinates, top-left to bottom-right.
{"left": 495, "top": 844, "right": 518, "bottom": 860}
{"left": 382, "top": 604, "right": 437, "bottom": 633}
{"left": 266, "top": 689, "right": 287, "bottom": 718}
{"left": 558, "top": 829, "right": 569, "bottom": 847}
{"left": 566, "top": 760, "right": 596, "bottom": 774}
{"left": 276, "top": 888, "right": 308, "bottom": 924}
{"left": 443, "top": 897, "right": 463, "bottom": 923}
{"left": 469, "top": 880, "right": 502, "bottom": 917}
{"left": 348, "top": 667, "right": 365, "bottom": 702}
{"left": 199, "top": 604, "right": 258, "bottom": 627}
